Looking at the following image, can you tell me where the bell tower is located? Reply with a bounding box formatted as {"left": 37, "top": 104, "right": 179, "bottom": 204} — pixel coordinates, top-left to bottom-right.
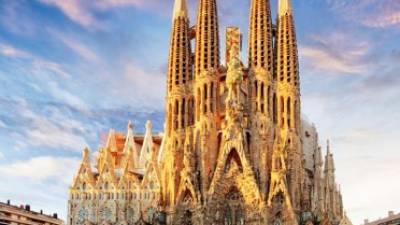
{"left": 164, "top": 0, "right": 193, "bottom": 208}
{"left": 193, "top": 0, "right": 221, "bottom": 194}
{"left": 248, "top": 0, "right": 275, "bottom": 198}
{"left": 275, "top": 0, "right": 303, "bottom": 211}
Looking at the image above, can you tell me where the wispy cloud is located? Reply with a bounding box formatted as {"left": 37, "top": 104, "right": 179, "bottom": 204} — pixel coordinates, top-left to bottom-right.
{"left": 14, "top": 99, "right": 89, "bottom": 151}
{"left": 300, "top": 46, "right": 367, "bottom": 74}
{"left": 0, "top": 0, "right": 39, "bottom": 36}
{"left": 32, "top": 59, "right": 71, "bottom": 79}
{"left": 0, "top": 44, "right": 31, "bottom": 58}
{"left": 37, "top": 0, "right": 169, "bottom": 29}
{"left": 0, "top": 119, "right": 6, "bottom": 128}
{"left": 328, "top": 0, "right": 400, "bottom": 29}
{"left": 0, "top": 42, "right": 71, "bottom": 79}
{"left": 53, "top": 33, "right": 99, "bottom": 63}
{"left": 300, "top": 32, "right": 372, "bottom": 75}
{"left": 47, "top": 81, "right": 90, "bottom": 112}
{"left": 363, "top": 10, "right": 400, "bottom": 28}
{"left": 39, "top": 0, "right": 99, "bottom": 28}
{"left": 0, "top": 156, "right": 80, "bottom": 184}
{"left": 119, "top": 61, "right": 165, "bottom": 106}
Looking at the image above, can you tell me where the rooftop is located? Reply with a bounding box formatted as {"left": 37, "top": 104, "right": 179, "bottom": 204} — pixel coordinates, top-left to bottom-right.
{"left": 0, "top": 200, "right": 63, "bottom": 222}
{"left": 363, "top": 210, "right": 400, "bottom": 225}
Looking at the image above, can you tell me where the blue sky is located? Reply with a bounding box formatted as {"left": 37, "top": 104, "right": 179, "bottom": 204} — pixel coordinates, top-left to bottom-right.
{"left": 0, "top": 0, "right": 399, "bottom": 224}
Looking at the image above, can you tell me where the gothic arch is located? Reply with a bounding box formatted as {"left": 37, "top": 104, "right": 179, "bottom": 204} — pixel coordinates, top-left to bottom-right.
{"left": 182, "top": 189, "right": 194, "bottom": 205}
{"left": 225, "top": 148, "right": 243, "bottom": 173}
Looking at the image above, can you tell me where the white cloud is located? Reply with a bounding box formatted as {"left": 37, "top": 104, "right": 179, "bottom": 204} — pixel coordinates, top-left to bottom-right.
{"left": 94, "top": 60, "right": 166, "bottom": 110}
{"left": 339, "top": 156, "right": 400, "bottom": 224}
{"left": 0, "top": 156, "right": 81, "bottom": 220}
{"left": 0, "top": 119, "right": 6, "bottom": 128}
{"left": 363, "top": 11, "right": 400, "bottom": 28}
{"left": 300, "top": 46, "right": 367, "bottom": 74}
{"left": 47, "top": 81, "right": 90, "bottom": 112}
{"left": 328, "top": 0, "right": 400, "bottom": 29}
{"left": 38, "top": 0, "right": 168, "bottom": 29}
{"left": 0, "top": 151, "right": 4, "bottom": 159}
{"left": 300, "top": 32, "right": 371, "bottom": 75}
{"left": 122, "top": 62, "right": 165, "bottom": 101}
{"left": 39, "top": 0, "right": 98, "bottom": 28}
{"left": 0, "top": 1, "right": 39, "bottom": 37}
{"left": 0, "top": 156, "right": 80, "bottom": 184}
{"left": 0, "top": 42, "right": 70, "bottom": 78}
{"left": 94, "top": 0, "right": 146, "bottom": 9}
{"left": 0, "top": 44, "right": 31, "bottom": 58}
{"left": 16, "top": 102, "right": 89, "bottom": 151}
{"left": 115, "top": 61, "right": 165, "bottom": 108}
{"left": 51, "top": 31, "right": 99, "bottom": 63}
{"left": 32, "top": 59, "right": 71, "bottom": 79}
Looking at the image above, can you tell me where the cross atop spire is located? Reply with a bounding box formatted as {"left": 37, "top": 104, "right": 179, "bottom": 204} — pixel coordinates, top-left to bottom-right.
{"left": 278, "top": 0, "right": 293, "bottom": 16}
{"left": 173, "top": 0, "right": 188, "bottom": 19}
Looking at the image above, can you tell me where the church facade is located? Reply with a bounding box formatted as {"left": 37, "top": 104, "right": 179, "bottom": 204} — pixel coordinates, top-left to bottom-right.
{"left": 67, "top": 0, "right": 350, "bottom": 225}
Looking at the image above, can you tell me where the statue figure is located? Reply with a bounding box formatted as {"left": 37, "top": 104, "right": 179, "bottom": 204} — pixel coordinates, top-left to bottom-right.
{"left": 226, "top": 47, "right": 242, "bottom": 96}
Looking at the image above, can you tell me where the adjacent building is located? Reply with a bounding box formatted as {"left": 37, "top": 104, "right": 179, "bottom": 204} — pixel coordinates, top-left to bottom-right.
{"left": 0, "top": 201, "right": 63, "bottom": 225}
{"left": 363, "top": 211, "right": 400, "bottom": 225}
{"left": 67, "top": 0, "right": 351, "bottom": 224}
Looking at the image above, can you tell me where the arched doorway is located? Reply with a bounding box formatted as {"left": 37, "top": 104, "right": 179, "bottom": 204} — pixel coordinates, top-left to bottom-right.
{"left": 223, "top": 187, "right": 245, "bottom": 225}
{"left": 225, "top": 148, "right": 243, "bottom": 173}
{"left": 182, "top": 210, "right": 193, "bottom": 225}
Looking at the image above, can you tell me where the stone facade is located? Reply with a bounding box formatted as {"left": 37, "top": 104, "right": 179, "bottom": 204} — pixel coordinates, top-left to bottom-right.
{"left": 67, "top": 0, "right": 350, "bottom": 225}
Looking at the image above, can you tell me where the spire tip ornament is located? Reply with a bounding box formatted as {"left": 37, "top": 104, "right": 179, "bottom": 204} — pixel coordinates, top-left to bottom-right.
{"left": 173, "top": 0, "right": 188, "bottom": 20}
{"left": 278, "top": 0, "right": 293, "bottom": 16}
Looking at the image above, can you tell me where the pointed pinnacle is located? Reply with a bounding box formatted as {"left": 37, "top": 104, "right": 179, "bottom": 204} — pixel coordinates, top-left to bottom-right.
{"left": 128, "top": 120, "right": 134, "bottom": 130}
{"left": 173, "top": 0, "right": 188, "bottom": 19}
{"left": 278, "top": 0, "right": 293, "bottom": 16}
{"left": 327, "top": 139, "right": 331, "bottom": 154}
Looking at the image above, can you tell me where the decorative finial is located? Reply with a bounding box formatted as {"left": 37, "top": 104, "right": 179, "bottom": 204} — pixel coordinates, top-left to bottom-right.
{"left": 128, "top": 120, "right": 134, "bottom": 130}
{"left": 146, "top": 120, "right": 153, "bottom": 131}
{"left": 83, "top": 147, "right": 90, "bottom": 160}
{"left": 278, "top": 0, "right": 293, "bottom": 16}
{"left": 173, "top": 0, "right": 188, "bottom": 20}
{"left": 327, "top": 139, "right": 331, "bottom": 153}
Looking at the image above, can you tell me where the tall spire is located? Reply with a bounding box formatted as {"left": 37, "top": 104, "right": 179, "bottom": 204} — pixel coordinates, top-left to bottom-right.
{"left": 276, "top": 0, "right": 300, "bottom": 131}
{"left": 166, "top": 0, "right": 193, "bottom": 134}
{"left": 325, "top": 142, "right": 335, "bottom": 173}
{"left": 278, "top": 0, "right": 293, "bottom": 16}
{"left": 167, "top": 0, "right": 192, "bottom": 92}
{"left": 195, "top": 0, "right": 220, "bottom": 75}
{"left": 248, "top": 0, "right": 273, "bottom": 71}
{"left": 275, "top": 0, "right": 302, "bottom": 211}
{"left": 324, "top": 140, "right": 336, "bottom": 193}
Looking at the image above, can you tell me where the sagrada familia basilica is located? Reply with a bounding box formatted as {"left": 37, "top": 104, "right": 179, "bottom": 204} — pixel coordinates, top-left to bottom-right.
{"left": 67, "top": 0, "right": 353, "bottom": 225}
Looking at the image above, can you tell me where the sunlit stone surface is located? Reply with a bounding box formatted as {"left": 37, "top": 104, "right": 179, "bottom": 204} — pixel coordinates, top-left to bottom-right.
{"left": 67, "top": 1, "right": 351, "bottom": 225}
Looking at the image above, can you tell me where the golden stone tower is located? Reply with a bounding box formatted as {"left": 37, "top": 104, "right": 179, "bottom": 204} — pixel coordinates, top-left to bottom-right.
{"left": 67, "top": 1, "right": 349, "bottom": 225}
